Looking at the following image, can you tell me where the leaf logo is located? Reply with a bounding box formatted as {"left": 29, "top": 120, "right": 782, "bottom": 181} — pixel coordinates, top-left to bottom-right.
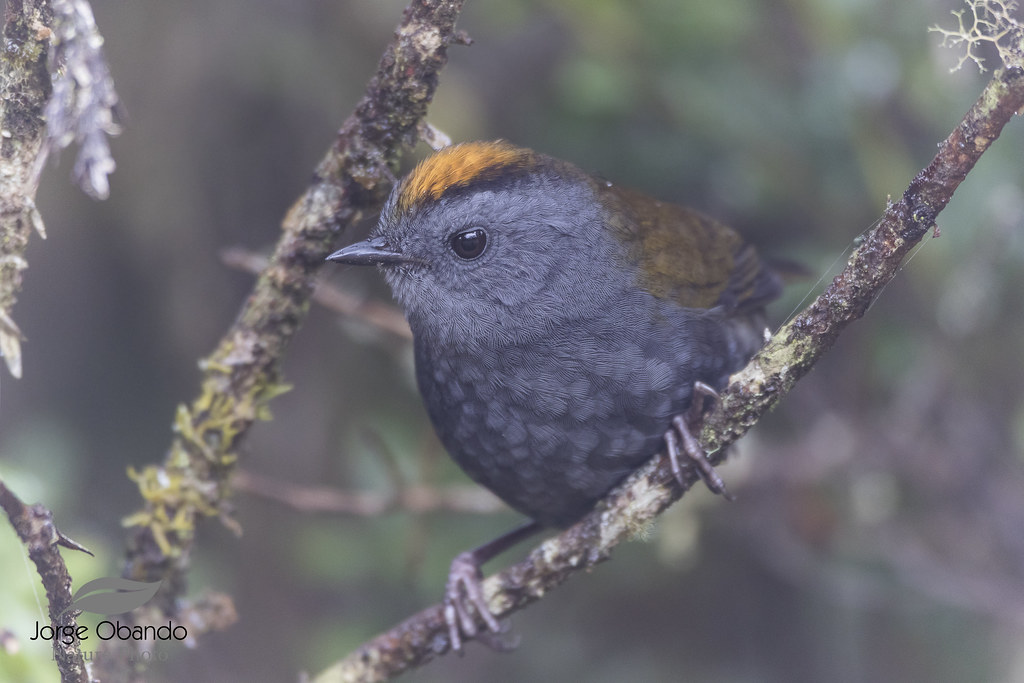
{"left": 59, "top": 578, "right": 163, "bottom": 617}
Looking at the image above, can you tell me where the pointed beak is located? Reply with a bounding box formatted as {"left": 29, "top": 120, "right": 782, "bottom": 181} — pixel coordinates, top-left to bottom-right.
{"left": 326, "top": 236, "right": 419, "bottom": 266}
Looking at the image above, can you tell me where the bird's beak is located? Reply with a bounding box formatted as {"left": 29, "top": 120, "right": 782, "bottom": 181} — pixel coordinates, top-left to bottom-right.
{"left": 326, "top": 236, "right": 418, "bottom": 266}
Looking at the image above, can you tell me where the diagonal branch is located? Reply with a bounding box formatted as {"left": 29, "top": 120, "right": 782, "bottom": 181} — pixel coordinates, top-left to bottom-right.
{"left": 321, "top": 64, "right": 1024, "bottom": 683}
{"left": 96, "top": 2, "right": 467, "bottom": 680}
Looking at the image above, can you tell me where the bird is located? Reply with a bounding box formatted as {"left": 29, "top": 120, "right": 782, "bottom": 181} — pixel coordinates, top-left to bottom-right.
{"left": 327, "top": 140, "right": 782, "bottom": 650}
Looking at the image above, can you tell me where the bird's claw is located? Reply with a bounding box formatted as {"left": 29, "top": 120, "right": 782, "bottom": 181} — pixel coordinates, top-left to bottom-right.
{"left": 444, "top": 550, "right": 501, "bottom": 653}
{"left": 663, "top": 381, "right": 734, "bottom": 500}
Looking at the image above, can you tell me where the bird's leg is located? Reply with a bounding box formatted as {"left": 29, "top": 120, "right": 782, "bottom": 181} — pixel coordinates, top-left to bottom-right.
{"left": 663, "top": 381, "right": 735, "bottom": 500}
{"left": 444, "top": 519, "right": 543, "bottom": 653}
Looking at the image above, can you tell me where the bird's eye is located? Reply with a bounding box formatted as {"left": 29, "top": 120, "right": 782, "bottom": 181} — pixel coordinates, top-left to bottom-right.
{"left": 449, "top": 228, "right": 487, "bottom": 260}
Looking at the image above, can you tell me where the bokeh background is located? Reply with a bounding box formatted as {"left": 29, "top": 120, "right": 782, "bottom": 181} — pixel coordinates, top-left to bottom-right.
{"left": 3, "top": 0, "right": 1024, "bottom": 681}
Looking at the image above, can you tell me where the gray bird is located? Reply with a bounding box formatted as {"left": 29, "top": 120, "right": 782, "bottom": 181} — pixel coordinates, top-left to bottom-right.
{"left": 328, "top": 140, "right": 781, "bottom": 650}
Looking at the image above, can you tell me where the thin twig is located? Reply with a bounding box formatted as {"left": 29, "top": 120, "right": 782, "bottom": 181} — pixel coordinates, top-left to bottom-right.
{"left": 234, "top": 469, "right": 505, "bottom": 516}
{"left": 221, "top": 247, "right": 411, "bottom": 340}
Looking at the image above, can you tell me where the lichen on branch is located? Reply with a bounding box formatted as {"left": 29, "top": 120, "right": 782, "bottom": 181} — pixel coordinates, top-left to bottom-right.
{"left": 930, "top": 0, "right": 1024, "bottom": 72}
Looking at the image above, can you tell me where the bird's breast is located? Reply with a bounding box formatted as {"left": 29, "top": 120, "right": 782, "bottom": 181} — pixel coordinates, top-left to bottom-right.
{"left": 410, "top": 306, "right": 729, "bottom": 527}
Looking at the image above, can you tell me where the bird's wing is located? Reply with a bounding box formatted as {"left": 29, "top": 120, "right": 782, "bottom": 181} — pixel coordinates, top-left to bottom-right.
{"left": 599, "top": 183, "right": 780, "bottom": 312}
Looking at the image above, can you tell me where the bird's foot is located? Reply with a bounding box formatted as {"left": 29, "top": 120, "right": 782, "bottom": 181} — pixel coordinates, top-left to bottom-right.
{"left": 444, "top": 550, "right": 502, "bottom": 653}
{"left": 663, "top": 381, "right": 734, "bottom": 500}
{"left": 443, "top": 521, "right": 540, "bottom": 652}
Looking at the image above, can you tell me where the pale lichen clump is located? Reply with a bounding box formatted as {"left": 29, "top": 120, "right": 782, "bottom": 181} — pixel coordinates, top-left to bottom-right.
{"left": 930, "top": 0, "right": 1024, "bottom": 72}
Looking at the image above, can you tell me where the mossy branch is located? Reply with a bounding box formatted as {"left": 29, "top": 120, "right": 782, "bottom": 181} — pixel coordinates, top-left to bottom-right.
{"left": 0, "top": 0, "right": 122, "bottom": 380}
{"left": 97, "top": 2, "right": 467, "bottom": 680}
{"left": 0, "top": 0, "right": 53, "bottom": 380}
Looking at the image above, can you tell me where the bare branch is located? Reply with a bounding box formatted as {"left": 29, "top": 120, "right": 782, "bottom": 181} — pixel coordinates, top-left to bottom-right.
{"left": 234, "top": 469, "right": 504, "bottom": 516}
{"left": 235, "top": 469, "right": 504, "bottom": 516}
{"left": 0, "top": 480, "right": 90, "bottom": 683}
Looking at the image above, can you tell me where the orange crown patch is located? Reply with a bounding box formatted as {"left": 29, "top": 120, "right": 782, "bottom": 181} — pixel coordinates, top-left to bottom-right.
{"left": 396, "top": 141, "right": 537, "bottom": 212}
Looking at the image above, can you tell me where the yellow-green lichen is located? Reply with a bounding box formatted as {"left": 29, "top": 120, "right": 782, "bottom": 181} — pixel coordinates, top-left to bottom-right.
{"left": 122, "top": 464, "right": 220, "bottom": 557}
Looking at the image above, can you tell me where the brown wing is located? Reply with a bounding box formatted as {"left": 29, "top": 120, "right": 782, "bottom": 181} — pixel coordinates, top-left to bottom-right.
{"left": 599, "top": 182, "right": 780, "bottom": 313}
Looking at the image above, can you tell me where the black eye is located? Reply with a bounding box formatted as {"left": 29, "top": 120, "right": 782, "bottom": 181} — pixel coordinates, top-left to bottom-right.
{"left": 449, "top": 228, "right": 487, "bottom": 260}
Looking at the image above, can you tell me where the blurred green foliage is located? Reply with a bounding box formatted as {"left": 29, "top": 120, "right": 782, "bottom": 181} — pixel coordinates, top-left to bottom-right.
{"left": 2, "top": 0, "right": 1024, "bottom": 681}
